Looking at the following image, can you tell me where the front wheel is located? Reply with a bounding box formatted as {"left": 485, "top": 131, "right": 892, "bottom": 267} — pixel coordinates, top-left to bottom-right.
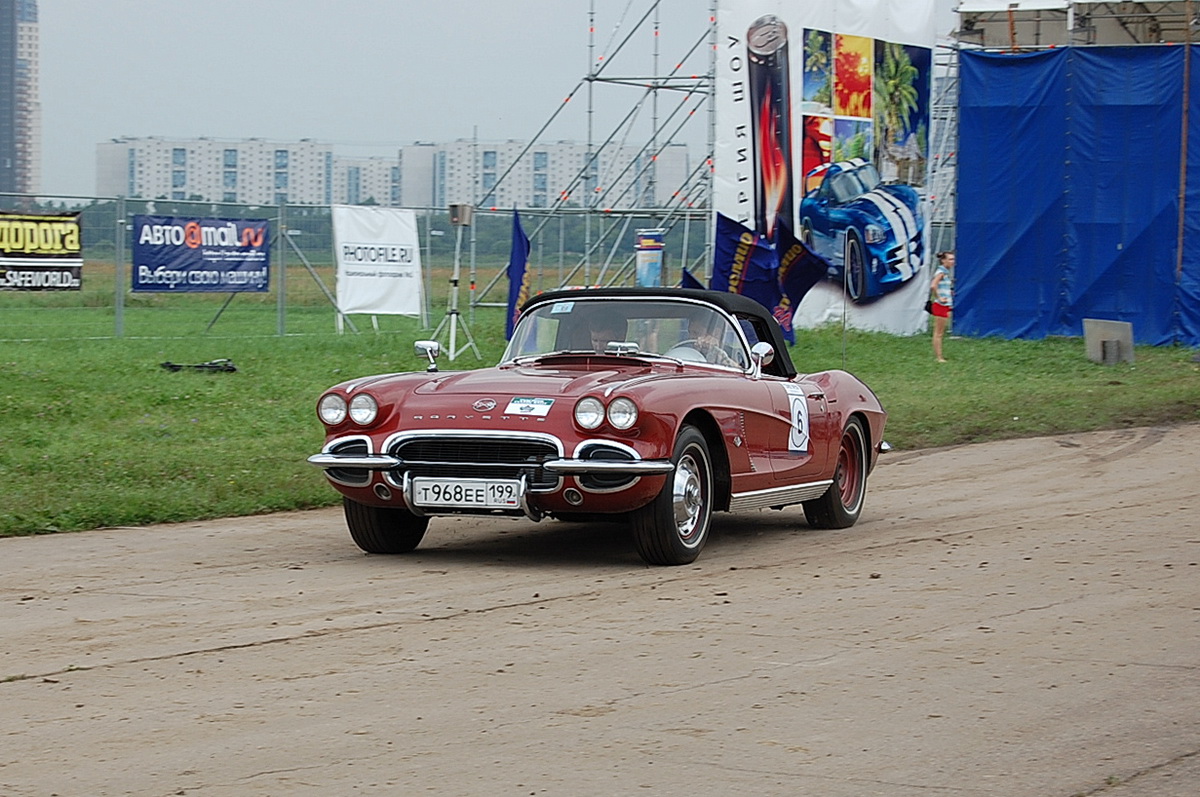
{"left": 845, "top": 234, "right": 867, "bottom": 302}
{"left": 343, "top": 497, "right": 429, "bottom": 553}
{"left": 800, "top": 219, "right": 814, "bottom": 246}
{"left": 803, "top": 417, "right": 868, "bottom": 529}
{"left": 630, "top": 426, "right": 713, "bottom": 565}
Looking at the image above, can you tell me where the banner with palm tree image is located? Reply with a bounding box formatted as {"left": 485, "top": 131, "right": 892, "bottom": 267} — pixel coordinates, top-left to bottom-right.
{"left": 714, "top": 1, "right": 935, "bottom": 336}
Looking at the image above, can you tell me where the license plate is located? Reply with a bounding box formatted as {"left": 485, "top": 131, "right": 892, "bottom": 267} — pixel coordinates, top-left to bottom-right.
{"left": 411, "top": 477, "right": 522, "bottom": 509}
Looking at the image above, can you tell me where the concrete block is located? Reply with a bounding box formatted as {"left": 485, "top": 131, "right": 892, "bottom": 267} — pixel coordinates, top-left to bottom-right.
{"left": 1083, "top": 318, "right": 1134, "bottom": 365}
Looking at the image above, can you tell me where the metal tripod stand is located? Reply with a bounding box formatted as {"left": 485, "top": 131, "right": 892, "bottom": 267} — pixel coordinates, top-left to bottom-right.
{"left": 431, "top": 213, "right": 481, "bottom": 361}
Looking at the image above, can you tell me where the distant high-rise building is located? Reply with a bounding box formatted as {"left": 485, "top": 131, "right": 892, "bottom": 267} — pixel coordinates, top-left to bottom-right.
{"left": 0, "top": 0, "right": 40, "bottom": 194}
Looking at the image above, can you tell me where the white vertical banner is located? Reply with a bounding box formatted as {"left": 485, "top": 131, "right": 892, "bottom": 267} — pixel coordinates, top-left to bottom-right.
{"left": 332, "top": 205, "right": 424, "bottom": 316}
{"left": 715, "top": 0, "right": 936, "bottom": 335}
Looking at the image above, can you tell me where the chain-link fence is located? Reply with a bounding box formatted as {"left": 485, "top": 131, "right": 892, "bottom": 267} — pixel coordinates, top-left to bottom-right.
{"left": 0, "top": 193, "right": 713, "bottom": 341}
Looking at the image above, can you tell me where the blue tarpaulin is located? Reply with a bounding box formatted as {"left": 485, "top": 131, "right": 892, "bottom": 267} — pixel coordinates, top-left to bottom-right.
{"left": 957, "top": 46, "right": 1200, "bottom": 346}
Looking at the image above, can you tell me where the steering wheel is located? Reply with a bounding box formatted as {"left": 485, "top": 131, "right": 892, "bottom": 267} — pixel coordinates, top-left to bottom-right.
{"left": 665, "top": 340, "right": 706, "bottom": 362}
{"left": 665, "top": 339, "right": 741, "bottom": 367}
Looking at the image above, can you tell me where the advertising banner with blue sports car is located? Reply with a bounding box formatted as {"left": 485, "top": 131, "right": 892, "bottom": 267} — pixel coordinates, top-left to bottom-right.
{"left": 131, "top": 215, "right": 270, "bottom": 292}
{"left": 714, "top": 0, "right": 935, "bottom": 335}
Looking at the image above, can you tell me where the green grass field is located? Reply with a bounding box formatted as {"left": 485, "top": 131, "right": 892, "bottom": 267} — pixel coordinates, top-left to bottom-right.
{"left": 2, "top": 277, "right": 1199, "bottom": 537}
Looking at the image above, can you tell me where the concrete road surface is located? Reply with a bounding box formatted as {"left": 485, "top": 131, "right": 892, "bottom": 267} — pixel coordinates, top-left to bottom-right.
{"left": 1, "top": 425, "right": 1197, "bottom": 796}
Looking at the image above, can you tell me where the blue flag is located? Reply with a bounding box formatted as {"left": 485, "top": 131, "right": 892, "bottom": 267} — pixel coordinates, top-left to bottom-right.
{"left": 505, "top": 209, "right": 532, "bottom": 339}
{"left": 680, "top": 267, "right": 705, "bottom": 290}
{"left": 776, "top": 220, "right": 828, "bottom": 309}
{"left": 773, "top": 221, "right": 831, "bottom": 344}
{"left": 712, "top": 212, "right": 781, "bottom": 311}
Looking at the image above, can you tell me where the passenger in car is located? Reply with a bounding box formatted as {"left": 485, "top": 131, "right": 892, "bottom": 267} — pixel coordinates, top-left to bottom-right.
{"left": 585, "top": 315, "right": 627, "bottom": 352}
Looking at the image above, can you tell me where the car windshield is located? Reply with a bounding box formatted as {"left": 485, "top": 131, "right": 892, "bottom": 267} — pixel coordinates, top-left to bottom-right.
{"left": 855, "top": 162, "right": 882, "bottom": 192}
{"left": 503, "top": 298, "right": 750, "bottom": 369}
{"left": 829, "top": 162, "right": 882, "bottom": 202}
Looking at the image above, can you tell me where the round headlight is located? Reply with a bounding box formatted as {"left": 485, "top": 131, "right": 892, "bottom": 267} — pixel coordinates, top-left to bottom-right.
{"left": 349, "top": 393, "right": 378, "bottom": 425}
{"left": 575, "top": 397, "right": 604, "bottom": 430}
{"left": 607, "top": 397, "right": 639, "bottom": 430}
{"left": 318, "top": 394, "right": 348, "bottom": 425}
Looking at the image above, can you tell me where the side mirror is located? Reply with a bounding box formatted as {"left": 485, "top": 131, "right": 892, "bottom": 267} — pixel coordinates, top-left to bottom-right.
{"left": 414, "top": 340, "right": 441, "bottom": 372}
{"left": 749, "top": 341, "right": 774, "bottom": 379}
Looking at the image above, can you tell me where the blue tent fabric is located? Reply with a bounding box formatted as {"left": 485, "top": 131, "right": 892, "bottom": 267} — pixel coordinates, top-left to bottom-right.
{"left": 957, "top": 46, "right": 1199, "bottom": 347}
{"left": 1181, "top": 46, "right": 1200, "bottom": 345}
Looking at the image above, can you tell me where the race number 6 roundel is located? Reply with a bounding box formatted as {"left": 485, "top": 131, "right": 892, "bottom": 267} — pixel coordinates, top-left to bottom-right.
{"left": 788, "top": 394, "right": 810, "bottom": 453}
{"left": 777, "top": 383, "right": 812, "bottom": 454}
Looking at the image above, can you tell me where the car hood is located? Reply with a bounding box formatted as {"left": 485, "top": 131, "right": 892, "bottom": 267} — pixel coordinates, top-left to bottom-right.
{"left": 344, "top": 360, "right": 673, "bottom": 406}
{"left": 414, "top": 363, "right": 654, "bottom": 397}
{"left": 852, "top": 185, "right": 921, "bottom": 244}
{"left": 323, "top": 358, "right": 748, "bottom": 449}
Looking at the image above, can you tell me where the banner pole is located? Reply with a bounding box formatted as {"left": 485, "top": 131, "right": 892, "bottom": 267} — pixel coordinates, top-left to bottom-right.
{"left": 288, "top": 230, "right": 357, "bottom": 333}
{"left": 205, "top": 292, "right": 239, "bottom": 333}
{"left": 114, "top": 197, "right": 126, "bottom": 338}
{"left": 277, "top": 204, "right": 286, "bottom": 336}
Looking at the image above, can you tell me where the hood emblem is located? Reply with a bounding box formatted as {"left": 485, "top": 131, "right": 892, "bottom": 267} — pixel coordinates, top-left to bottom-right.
{"left": 473, "top": 398, "right": 497, "bottom": 412}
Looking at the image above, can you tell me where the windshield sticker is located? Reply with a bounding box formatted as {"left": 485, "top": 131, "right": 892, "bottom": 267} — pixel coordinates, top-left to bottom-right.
{"left": 505, "top": 397, "right": 555, "bottom": 416}
{"left": 550, "top": 302, "right": 575, "bottom": 314}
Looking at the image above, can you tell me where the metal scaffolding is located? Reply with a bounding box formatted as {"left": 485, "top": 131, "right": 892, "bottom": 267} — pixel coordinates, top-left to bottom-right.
{"left": 469, "top": 0, "right": 716, "bottom": 309}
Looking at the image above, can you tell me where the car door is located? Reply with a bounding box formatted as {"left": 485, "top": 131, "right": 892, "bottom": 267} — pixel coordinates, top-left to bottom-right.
{"left": 765, "top": 374, "right": 832, "bottom": 484}
{"left": 729, "top": 311, "right": 832, "bottom": 485}
{"left": 803, "top": 180, "right": 838, "bottom": 259}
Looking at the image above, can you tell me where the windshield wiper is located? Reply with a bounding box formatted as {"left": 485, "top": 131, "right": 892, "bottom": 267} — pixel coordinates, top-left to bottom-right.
{"left": 508, "top": 350, "right": 590, "bottom": 365}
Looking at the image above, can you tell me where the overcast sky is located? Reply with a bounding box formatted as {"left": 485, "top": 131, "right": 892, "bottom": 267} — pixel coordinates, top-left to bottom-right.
{"left": 37, "top": 0, "right": 958, "bottom": 198}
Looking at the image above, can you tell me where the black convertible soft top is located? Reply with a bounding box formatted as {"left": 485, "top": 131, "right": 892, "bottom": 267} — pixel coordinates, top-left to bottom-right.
{"left": 522, "top": 286, "right": 797, "bottom": 378}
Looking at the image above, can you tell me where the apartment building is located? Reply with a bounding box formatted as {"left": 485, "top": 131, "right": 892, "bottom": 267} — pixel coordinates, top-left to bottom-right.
{"left": 0, "top": 0, "right": 40, "bottom": 194}
{"left": 96, "top": 137, "right": 339, "bottom": 205}
{"left": 400, "top": 139, "right": 691, "bottom": 210}
{"left": 96, "top": 136, "right": 690, "bottom": 210}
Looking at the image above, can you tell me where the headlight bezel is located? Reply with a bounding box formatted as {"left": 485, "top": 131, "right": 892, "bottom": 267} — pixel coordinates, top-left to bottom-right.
{"left": 318, "top": 393, "right": 348, "bottom": 426}
{"left": 606, "top": 397, "right": 639, "bottom": 430}
{"left": 348, "top": 393, "right": 379, "bottom": 425}
{"left": 575, "top": 396, "right": 640, "bottom": 431}
{"left": 574, "top": 396, "right": 605, "bottom": 430}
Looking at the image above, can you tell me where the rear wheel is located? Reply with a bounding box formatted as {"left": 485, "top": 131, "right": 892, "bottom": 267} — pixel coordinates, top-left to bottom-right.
{"left": 343, "top": 497, "right": 429, "bottom": 553}
{"left": 630, "top": 426, "right": 713, "bottom": 566}
{"left": 803, "top": 417, "right": 868, "bottom": 529}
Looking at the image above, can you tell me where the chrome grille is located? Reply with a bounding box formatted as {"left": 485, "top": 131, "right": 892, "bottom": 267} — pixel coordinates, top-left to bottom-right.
{"left": 388, "top": 436, "right": 560, "bottom": 491}
{"left": 886, "top": 234, "right": 922, "bottom": 274}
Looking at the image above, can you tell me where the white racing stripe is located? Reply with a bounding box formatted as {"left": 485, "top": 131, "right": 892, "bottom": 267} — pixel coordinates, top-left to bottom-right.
{"left": 859, "top": 189, "right": 920, "bottom": 279}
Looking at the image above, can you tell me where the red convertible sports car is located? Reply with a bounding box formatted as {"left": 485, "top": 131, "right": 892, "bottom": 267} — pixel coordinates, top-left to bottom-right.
{"left": 308, "top": 287, "right": 888, "bottom": 566}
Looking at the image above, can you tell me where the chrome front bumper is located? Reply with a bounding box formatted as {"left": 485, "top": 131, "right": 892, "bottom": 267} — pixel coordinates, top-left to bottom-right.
{"left": 542, "top": 458, "right": 674, "bottom": 475}
{"left": 307, "top": 452, "right": 674, "bottom": 476}
{"left": 308, "top": 453, "right": 400, "bottom": 470}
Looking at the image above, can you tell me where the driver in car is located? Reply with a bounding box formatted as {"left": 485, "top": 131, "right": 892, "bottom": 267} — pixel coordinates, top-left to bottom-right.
{"left": 669, "top": 310, "right": 743, "bottom": 367}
